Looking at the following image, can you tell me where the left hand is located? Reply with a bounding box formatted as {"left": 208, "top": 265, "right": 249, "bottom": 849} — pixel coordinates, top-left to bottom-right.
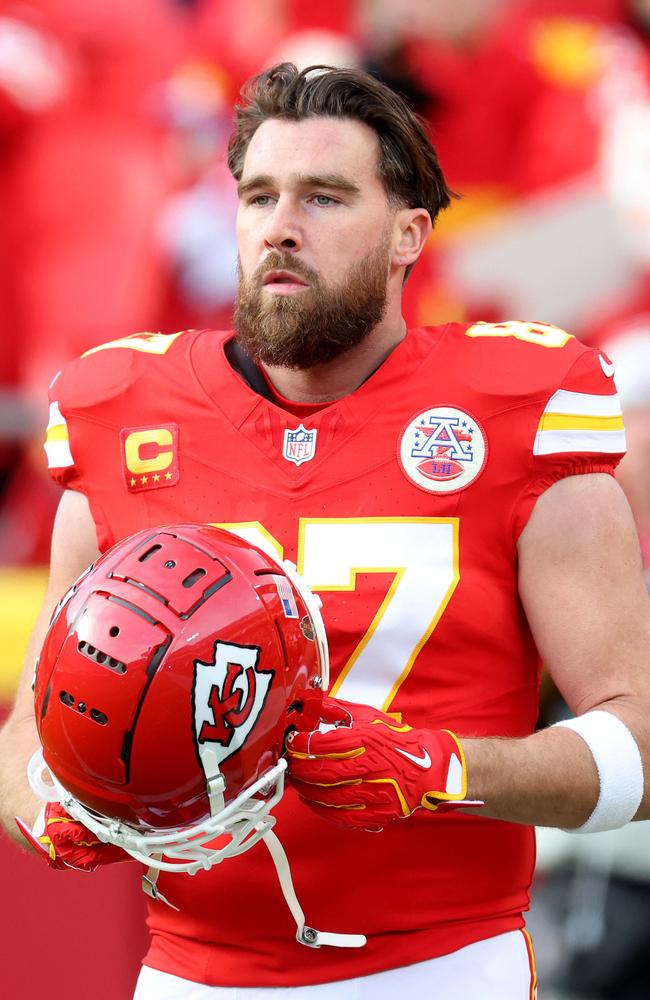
{"left": 286, "top": 697, "right": 481, "bottom": 830}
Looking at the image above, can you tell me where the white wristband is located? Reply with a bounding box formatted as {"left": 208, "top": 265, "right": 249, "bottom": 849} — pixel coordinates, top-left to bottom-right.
{"left": 553, "top": 710, "right": 644, "bottom": 833}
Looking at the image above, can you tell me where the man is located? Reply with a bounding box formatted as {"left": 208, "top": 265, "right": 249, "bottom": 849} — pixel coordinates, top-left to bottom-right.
{"left": 1, "top": 62, "right": 649, "bottom": 999}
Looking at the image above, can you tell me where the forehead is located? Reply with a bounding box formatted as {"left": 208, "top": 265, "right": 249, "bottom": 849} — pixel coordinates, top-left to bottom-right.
{"left": 240, "top": 116, "right": 384, "bottom": 190}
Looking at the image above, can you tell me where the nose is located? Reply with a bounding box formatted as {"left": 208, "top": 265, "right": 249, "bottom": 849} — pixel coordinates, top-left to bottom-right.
{"left": 263, "top": 197, "right": 302, "bottom": 253}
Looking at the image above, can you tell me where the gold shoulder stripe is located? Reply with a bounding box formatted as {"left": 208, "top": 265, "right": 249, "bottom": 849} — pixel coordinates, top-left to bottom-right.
{"left": 538, "top": 413, "right": 625, "bottom": 433}
{"left": 82, "top": 331, "right": 187, "bottom": 357}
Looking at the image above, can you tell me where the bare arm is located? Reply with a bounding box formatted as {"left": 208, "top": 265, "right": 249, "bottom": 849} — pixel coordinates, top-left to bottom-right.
{"left": 0, "top": 490, "right": 99, "bottom": 840}
{"left": 462, "top": 473, "right": 650, "bottom": 828}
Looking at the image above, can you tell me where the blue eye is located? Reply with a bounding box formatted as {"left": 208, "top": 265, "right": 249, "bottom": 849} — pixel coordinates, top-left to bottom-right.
{"left": 251, "top": 195, "right": 272, "bottom": 207}
{"left": 312, "top": 195, "right": 335, "bottom": 206}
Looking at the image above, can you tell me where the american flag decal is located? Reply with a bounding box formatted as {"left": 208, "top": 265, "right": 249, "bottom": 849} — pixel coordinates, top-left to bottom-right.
{"left": 273, "top": 576, "right": 299, "bottom": 618}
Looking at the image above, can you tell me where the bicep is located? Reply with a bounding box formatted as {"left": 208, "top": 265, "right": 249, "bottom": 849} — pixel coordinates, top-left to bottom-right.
{"left": 518, "top": 473, "right": 650, "bottom": 723}
{"left": 10, "top": 489, "right": 99, "bottom": 720}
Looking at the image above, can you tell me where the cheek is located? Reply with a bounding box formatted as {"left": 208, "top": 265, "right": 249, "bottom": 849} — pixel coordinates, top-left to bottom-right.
{"left": 319, "top": 224, "right": 388, "bottom": 273}
{"left": 235, "top": 220, "right": 257, "bottom": 272}
{"left": 235, "top": 214, "right": 248, "bottom": 248}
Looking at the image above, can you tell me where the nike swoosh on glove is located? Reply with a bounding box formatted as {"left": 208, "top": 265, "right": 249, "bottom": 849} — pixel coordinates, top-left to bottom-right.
{"left": 286, "top": 697, "right": 482, "bottom": 830}
{"left": 15, "top": 802, "right": 131, "bottom": 871}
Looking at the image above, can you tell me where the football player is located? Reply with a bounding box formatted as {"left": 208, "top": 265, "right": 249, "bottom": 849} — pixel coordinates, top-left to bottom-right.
{"left": 2, "top": 62, "right": 650, "bottom": 999}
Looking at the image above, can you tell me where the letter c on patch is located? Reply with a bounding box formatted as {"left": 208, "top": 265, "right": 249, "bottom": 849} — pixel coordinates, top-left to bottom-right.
{"left": 124, "top": 428, "right": 174, "bottom": 474}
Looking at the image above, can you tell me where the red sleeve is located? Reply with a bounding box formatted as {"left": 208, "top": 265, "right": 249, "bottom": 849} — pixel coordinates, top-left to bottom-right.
{"left": 512, "top": 348, "right": 625, "bottom": 539}
{"left": 44, "top": 388, "right": 85, "bottom": 493}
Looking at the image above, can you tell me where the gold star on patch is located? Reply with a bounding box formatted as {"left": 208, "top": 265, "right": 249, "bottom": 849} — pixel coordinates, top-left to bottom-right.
{"left": 153, "top": 473, "right": 160, "bottom": 483}
{"left": 164, "top": 471, "right": 173, "bottom": 481}
{"left": 130, "top": 477, "right": 136, "bottom": 487}
{"left": 140, "top": 475, "right": 148, "bottom": 485}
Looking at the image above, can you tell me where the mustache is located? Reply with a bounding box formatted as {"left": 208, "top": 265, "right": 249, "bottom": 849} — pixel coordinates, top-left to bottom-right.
{"left": 252, "top": 252, "right": 319, "bottom": 286}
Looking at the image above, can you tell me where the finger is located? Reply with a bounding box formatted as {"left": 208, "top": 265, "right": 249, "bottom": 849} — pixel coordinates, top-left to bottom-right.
{"left": 287, "top": 750, "right": 371, "bottom": 784}
{"left": 321, "top": 698, "right": 392, "bottom": 727}
{"left": 318, "top": 697, "right": 355, "bottom": 725}
{"left": 286, "top": 725, "right": 365, "bottom": 757}
{"left": 299, "top": 797, "right": 381, "bottom": 831}
{"left": 46, "top": 818, "right": 104, "bottom": 848}
{"left": 292, "top": 777, "right": 398, "bottom": 813}
{"left": 59, "top": 843, "right": 132, "bottom": 871}
{"left": 297, "top": 791, "right": 394, "bottom": 831}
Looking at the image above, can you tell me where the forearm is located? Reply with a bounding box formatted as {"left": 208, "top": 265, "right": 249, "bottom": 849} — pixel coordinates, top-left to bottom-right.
{"left": 462, "top": 721, "right": 618, "bottom": 829}
{"left": 0, "top": 493, "right": 101, "bottom": 845}
{"left": 0, "top": 714, "right": 43, "bottom": 843}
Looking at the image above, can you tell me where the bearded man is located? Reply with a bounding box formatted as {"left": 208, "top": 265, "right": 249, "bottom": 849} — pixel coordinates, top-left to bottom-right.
{"left": 1, "top": 63, "right": 649, "bottom": 1000}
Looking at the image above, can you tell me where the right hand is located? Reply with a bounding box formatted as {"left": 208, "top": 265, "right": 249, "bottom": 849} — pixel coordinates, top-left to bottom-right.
{"left": 286, "top": 697, "right": 481, "bottom": 830}
{"left": 15, "top": 801, "right": 132, "bottom": 872}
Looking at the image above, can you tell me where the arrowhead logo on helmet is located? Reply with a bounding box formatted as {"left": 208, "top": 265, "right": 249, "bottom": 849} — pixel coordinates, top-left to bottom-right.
{"left": 194, "top": 641, "right": 274, "bottom": 761}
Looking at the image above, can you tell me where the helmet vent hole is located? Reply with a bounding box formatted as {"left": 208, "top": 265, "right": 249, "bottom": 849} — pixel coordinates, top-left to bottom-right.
{"left": 78, "top": 640, "right": 126, "bottom": 674}
{"left": 139, "top": 544, "right": 162, "bottom": 562}
{"left": 60, "top": 691, "right": 75, "bottom": 707}
{"left": 109, "top": 626, "right": 120, "bottom": 637}
{"left": 164, "top": 560, "right": 176, "bottom": 569}
{"left": 182, "top": 567, "right": 206, "bottom": 588}
{"left": 90, "top": 708, "right": 108, "bottom": 725}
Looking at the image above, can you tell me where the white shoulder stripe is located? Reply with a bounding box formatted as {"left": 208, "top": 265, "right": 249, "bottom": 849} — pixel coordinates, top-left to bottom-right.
{"left": 534, "top": 428, "right": 627, "bottom": 456}
{"left": 46, "top": 400, "right": 66, "bottom": 431}
{"left": 543, "top": 389, "right": 622, "bottom": 418}
{"left": 45, "top": 439, "right": 74, "bottom": 469}
{"left": 45, "top": 400, "right": 74, "bottom": 468}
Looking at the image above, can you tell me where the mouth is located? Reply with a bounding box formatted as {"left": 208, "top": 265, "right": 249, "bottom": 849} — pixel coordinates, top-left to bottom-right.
{"left": 261, "top": 270, "right": 310, "bottom": 294}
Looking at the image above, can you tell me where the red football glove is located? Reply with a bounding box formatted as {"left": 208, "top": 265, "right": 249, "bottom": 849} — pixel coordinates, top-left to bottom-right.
{"left": 15, "top": 802, "right": 131, "bottom": 872}
{"left": 286, "top": 698, "right": 482, "bottom": 830}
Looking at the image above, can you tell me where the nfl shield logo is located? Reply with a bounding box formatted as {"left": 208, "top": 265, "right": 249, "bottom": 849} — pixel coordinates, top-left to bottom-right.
{"left": 282, "top": 424, "right": 317, "bottom": 466}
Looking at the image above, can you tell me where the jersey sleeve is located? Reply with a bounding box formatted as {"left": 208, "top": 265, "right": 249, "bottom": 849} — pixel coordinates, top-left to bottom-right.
{"left": 512, "top": 347, "right": 626, "bottom": 539}
{"left": 43, "top": 331, "right": 187, "bottom": 493}
{"left": 44, "top": 389, "right": 84, "bottom": 492}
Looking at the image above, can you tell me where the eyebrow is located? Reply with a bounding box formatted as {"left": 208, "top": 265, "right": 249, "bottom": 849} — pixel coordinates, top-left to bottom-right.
{"left": 238, "top": 173, "right": 361, "bottom": 198}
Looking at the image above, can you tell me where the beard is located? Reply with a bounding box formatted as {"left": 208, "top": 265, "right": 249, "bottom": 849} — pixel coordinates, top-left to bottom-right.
{"left": 233, "top": 238, "right": 390, "bottom": 370}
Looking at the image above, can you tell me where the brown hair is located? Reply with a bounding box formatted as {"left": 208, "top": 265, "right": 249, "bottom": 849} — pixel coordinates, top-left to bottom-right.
{"left": 227, "top": 62, "right": 453, "bottom": 226}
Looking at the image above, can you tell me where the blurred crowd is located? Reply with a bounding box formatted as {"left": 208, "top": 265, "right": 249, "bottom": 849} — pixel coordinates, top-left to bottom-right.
{"left": 0, "top": 2, "right": 649, "bottom": 996}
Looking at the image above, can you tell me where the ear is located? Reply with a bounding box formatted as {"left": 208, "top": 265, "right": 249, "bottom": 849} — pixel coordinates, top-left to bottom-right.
{"left": 391, "top": 208, "right": 432, "bottom": 269}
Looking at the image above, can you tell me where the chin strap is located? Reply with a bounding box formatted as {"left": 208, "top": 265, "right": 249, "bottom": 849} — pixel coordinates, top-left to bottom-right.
{"left": 139, "top": 832, "right": 366, "bottom": 949}
{"left": 141, "top": 860, "right": 180, "bottom": 911}
{"left": 138, "top": 830, "right": 366, "bottom": 949}
{"left": 29, "top": 748, "right": 365, "bottom": 949}
{"left": 261, "top": 829, "right": 367, "bottom": 949}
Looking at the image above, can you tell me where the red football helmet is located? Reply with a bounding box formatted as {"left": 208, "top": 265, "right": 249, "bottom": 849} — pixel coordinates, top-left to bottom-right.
{"left": 30, "top": 525, "right": 329, "bottom": 878}
{"left": 29, "top": 524, "right": 365, "bottom": 947}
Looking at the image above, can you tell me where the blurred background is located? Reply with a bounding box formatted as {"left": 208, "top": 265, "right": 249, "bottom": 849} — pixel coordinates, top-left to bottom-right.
{"left": 0, "top": 1, "right": 648, "bottom": 996}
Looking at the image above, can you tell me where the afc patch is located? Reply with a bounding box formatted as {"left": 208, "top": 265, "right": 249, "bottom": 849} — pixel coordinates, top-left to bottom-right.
{"left": 283, "top": 424, "right": 317, "bottom": 466}
{"left": 398, "top": 406, "right": 487, "bottom": 495}
{"left": 121, "top": 423, "right": 180, "bottom": 492}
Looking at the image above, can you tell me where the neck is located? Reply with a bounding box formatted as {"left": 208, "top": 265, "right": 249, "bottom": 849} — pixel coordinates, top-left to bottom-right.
{"left": 260, "top": 305, "right": 407, "bottom": 404}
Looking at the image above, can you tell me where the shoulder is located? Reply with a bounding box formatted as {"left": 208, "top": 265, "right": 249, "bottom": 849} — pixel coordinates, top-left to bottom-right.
{"left": 449, "top": 320, "right": 595, "bottom": 392}
{"left": 50, "top": 329, "right": 223, "bottom": 413}
{"left": 44, "top": 328, "right": 230, "bottom": 496}
{"left": 434, "top": 320, "right": 621, "bottom": 411}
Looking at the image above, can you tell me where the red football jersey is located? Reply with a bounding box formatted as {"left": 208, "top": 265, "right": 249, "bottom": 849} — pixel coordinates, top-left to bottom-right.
{"left": 45, "top": 323, "right": 624, "bottom": 987}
